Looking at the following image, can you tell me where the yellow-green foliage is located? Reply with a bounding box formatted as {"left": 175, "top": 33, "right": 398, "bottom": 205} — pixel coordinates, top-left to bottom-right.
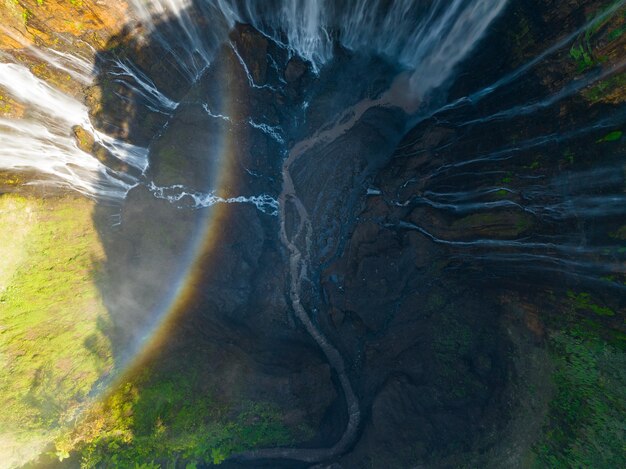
{"left": 2, "top": 0, "right": 27, "bottom": 29}
{"left": 451, "top": 211, "right": 534, "bottom": 237}
{"left": 0, "top": 94, "right": 13, "bottom": 114}
{"left": 0, "top": 194, "right": 306, "bottom": 468}
{"left": 0, "top": 194, "right": 112, "bottom": 467}
{"left": 58, "top": 365, "right": 296, "bottom": 468}
{"left": 577, "top": 4, "right": 626, "bottom": 103}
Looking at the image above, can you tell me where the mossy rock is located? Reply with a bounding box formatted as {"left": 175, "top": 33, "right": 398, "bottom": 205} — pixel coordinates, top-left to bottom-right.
{"left": 450, "top": 211, "right": 535, "bottom": 238}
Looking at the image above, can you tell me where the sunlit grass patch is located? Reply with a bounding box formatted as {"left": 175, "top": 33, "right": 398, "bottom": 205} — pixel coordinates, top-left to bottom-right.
{"left": 57, "top": 363, "right": 300, "bottom": 468}
{"left": 0, "top": 194, "right": 112, "bottom": 467}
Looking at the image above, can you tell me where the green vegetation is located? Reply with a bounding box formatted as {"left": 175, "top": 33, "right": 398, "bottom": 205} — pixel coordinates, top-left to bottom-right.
{"left": 566, "top": 290, "right": 615, "bottom": 317}
{"left": 0, "top": 171, "right": 22, "bottom": 186}
{"left": 56, "top": 364, "right": 298, "bottom": 467}
{"left": 500, "top": 172, "right": 513, "bottom": 184}
{"left": 607, "top": 23, "right": 626, "bottom": 41}
{"left": 571, "top": 3, "right": 626, "bottom": 103}
{"left": 534, "top": 325, "right": 625, "bottom": 468}
{"left": 596, "top": 130, "right": 623, "bottom": 142}
{"left": 20, "top": 7, "right": 31, "bottom": 26}
{"left": 509, "top": 11, "right": 535, "bottom": 62}
{"left": 569, "top": 44, "right": 595, "bottom": 72}
{"left": 0, "top": 194, "right": 112, "bottom": 467}
{"left": 514, "top": 215, "right": 533, "bottom": 233}
{"left": 0, "top": 95, "right": 12, "bottom": 114}
{"left": 451, "top": 211, "right": 534, "bottom": 237}
{"left": 609, "top": 225, "right": 626, "bottom": 240}
{"left": 583, "top": 70, "right": 626, "bottom": 105}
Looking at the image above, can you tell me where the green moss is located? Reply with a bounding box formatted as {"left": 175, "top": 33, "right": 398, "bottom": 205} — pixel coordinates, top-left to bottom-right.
{"left": 514, "top": 216, "right": 532, "bottom": 233}
{"left": 569, "top": 44, "right": 594, "bottom": 72}
{"left": 609, "top": 225, "right": 626, "bottom": 240}
{"left": 607, "top": 23, "right": 626, "bottom": 40}
{"left": 20, "top": 7, "right": 31, "bottom": 25}
{"left": 596, "top": 130, "right": 623, "bottom": 143}
{"left": 64, "top": 365, "right": 296, "bottom": 468}
{"left": 566, "top": 290, "right": 615, "bottom": 317}
{"left": 0, "top": 195, "right": 112, "bottom": 465}
{"left": 583, "top": 72, "right": 626, "bottom": 102}
{"left": 452, "top": 211, "right": 534, "bottom": 237}
{"left": 0, "top": 94, "right": 13, "bottom": 114}
{"left": 569, "top": 2, "right": 626, "bottom": 82}
{"left": 582, "top": 1, "right": 625, "bottom": 45}
{"left": 534, "top": 326, "right": 626, "bottom": 468}
{"left": 508, "top": 11, "right": 536, "bottom": 62}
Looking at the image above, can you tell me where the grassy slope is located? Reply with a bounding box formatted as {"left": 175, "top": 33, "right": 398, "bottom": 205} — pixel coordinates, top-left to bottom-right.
{"left": 0, "top": 194, "right": 113, "bottom": 467}
{"left": 58, "top": 362, "right": 300, "bottom": 468}
{"left": 534, "top": 321, "right": 625, "bottom": 468}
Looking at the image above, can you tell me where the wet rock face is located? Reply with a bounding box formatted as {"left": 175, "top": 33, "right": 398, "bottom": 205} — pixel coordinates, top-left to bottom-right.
{"left": 83, "top": 22, "right": 339, "bottom": 451}
{"left": 0, "top": 0, "right": 132, "bottom": 104}
{"left": 104, "top": 20, "right": 507, "bottom": 464}
{"left": 285, "top": 57, "right": 307, "bottom": 83}
{"left": 314, "top": 1, "right": 626, "bottom": 465}
{"left": 234, "top": 24, "right": 269, "bottom": 84}
{"left": 322, "top": 222, "right": 511, "bottom": 465}
{"left": 86, "top": 14, "right": 523, "bottom": 466}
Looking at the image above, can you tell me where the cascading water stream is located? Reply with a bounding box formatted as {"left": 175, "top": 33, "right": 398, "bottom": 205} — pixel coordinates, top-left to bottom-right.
{"left": 133, "top": 0, "right": 508, "bottom": 95}
{"left": 0, "top": 60, "right": 276, "bottom": 209}
{"left": 0, "top": 63, "right": 143, "bottom": 198}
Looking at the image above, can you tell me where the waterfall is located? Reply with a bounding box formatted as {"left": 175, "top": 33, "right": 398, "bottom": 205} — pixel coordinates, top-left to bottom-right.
{"left": 135, "top": 0, "right": 508, "bottom": 95}
{"left": 222, "top": 0, "right": 508, "bottom": 95}
{"left": 0, "top": 63, "right": 147, "bottom": 198}
{"left": 1, "top": 0, "right": 508, "bottom": 200}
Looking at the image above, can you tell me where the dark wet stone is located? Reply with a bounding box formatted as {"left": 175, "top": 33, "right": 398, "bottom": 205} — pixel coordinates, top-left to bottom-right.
{"left": 285, "top": 57, "right": 308, "bottom": 83}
